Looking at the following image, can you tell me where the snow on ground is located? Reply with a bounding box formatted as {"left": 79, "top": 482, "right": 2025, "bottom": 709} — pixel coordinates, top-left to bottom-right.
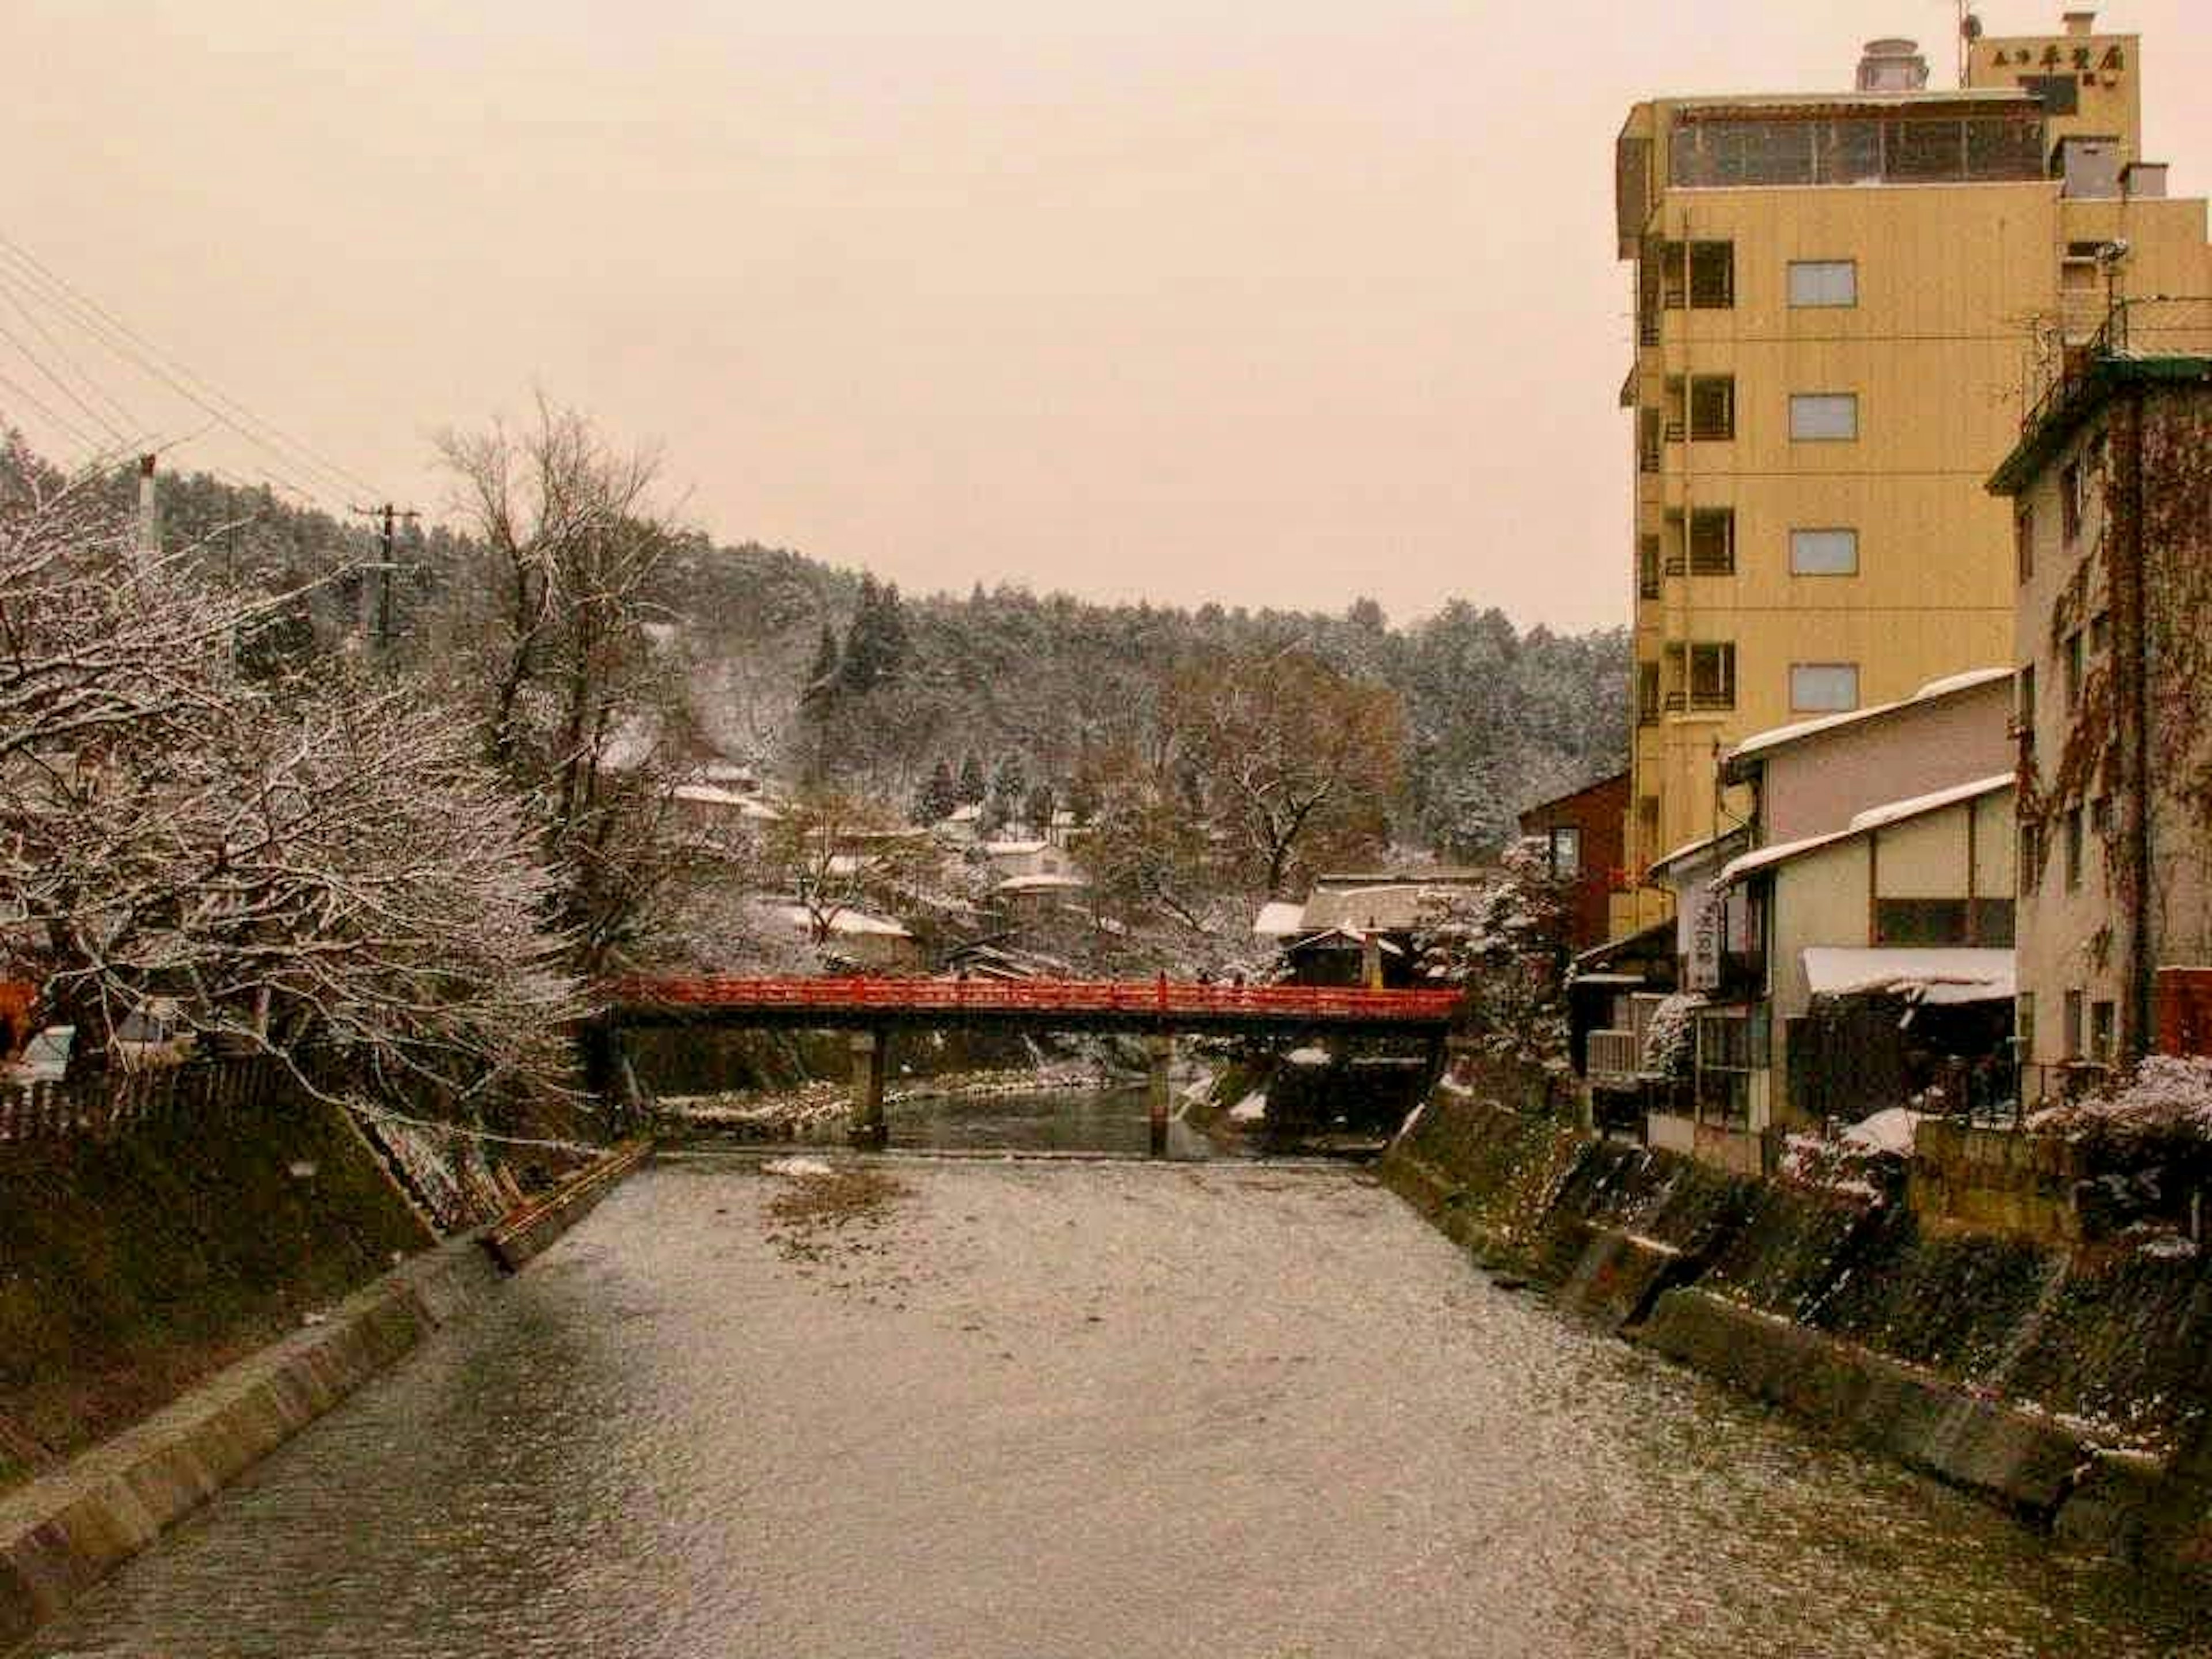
{"left": 761, "top": 1157, "right": 836, "bottom": 1179}
{"left": 1285, "top": 1046, "right": 1331, "bottom": 1067}
{"left": 1229, "top": 1090, "right": 1268, "bottom": 1123}
{"left": 1843, "top": 1107, "right": 1926, "bottom": 1158}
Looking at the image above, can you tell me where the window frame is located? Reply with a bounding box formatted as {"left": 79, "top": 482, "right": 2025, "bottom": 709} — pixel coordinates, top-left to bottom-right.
{"left": 1688, "top": 507, "right": 1736, "bottom": 575}
{"left": 1788, "top": 662, "right": 1861, "bottom": 713}
{"left": 1688, "top": 241, "right": 1735, "bottom": 309}
{"left": 1687, "top": 641, "right": 1736, "bottom": 711}
{"left": 1789, "top": 527, "right": 1859, "bottom": 576}
{"left": 1789, "top": 392, "right": 1859, "bottom": 442}
{"left": 1786, "top": 259, "right": 1858, "bottom": 308}
{"left": 1688, "top": 376, "right": 1737, "bottom": 442}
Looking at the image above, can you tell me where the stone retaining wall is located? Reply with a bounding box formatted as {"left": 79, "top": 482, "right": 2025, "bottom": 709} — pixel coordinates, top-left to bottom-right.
{"left": 1380, "top": 1091, "right": 2212, "bottom": 1572}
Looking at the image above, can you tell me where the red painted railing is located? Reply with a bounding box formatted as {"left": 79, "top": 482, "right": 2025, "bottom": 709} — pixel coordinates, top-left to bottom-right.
{"left": 605, "top": 975, "right": 1463, "bottom": 1024}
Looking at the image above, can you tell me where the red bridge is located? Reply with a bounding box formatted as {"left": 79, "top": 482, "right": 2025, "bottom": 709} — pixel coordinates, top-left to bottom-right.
{"left": 601, "top": 975, "right": 1463, "bottom": 1037}
{"left": 593, "top": 976, "right": 1463, "bottom": 1151}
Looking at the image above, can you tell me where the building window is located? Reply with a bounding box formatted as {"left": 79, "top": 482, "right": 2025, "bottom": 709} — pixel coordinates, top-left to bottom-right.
{"left": 1694, "top": 1009, "right": 1762, "bottom": 1127}
{"left": 1688, "top": 642, "right": 1736, "bottom": 711}
{"left": 1548, "top": 825, "right": 1582, "bottom": 878}
{"left": 2017, "top": 991, "right": 2036, "bottom": 1062}
{"left": 2064, "top": 630, "right": 2084, "bottom": 710}
{"left": 1638, "top": 408, "right": 1661, "bottom": 474}
{"left": 1688, "top": 508, "right": 1735, "bottom": 575}
{"left": 2020, "top": 821, "right": 2041, "bottom": 895}
{"left": 1638, "top": 535, "right": 1661, "bottom": 599}
{"left": 2065, "top": 806, "right": 2085, "bottom": 889}
{"left": 1637, "top": 661, "right": 1661, "bottom": 725}
{"left": 1787, "top": 259, "right": 1858, "bottom": 308}
{"left": 1789, "top": 393, "right": 1858, "bottom": 442}
{"left": 2015, "top": 506, "right": 2035, "bottom": 585}
{"left": 2016, "top": 663, "right": 2036, "bottom": 740}
{"left": 1874, "top": 899, "right": 1970, "bottom": 946}
{"left": 2090, "top": 1000, "right": 2116, "bottom": 1063}
{"left": 1688, "top": 241, "right": 1734, "bottom": 309}
{"left": 2061, "top": 461, "right": 2083, "bottom": 543}
{"left": 1973, "top": 899, "right": 2017, "bottom": 947}
{"left": 1789, "top": 527, "right": 1858, "bottom": 575}
{"left": 1690, "top": 377, "right": 1736, "bottom": 441}
{"left": 1789, "top": 662, "right": 1859, "bottom": 712}
{"left": 2065, "top": 988, "right": 2086, "bottom": 1059}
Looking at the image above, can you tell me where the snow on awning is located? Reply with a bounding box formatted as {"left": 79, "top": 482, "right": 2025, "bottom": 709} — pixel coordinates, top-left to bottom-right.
{"left": 1802, "top": 946, "right": 2014, "bottom": 1003}
{"left": 1253, "top": 900, "right": 1307, "bottom": 937}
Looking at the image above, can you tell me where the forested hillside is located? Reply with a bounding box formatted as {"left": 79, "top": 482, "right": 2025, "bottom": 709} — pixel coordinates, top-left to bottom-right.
{"left": 658, "top": 543, "right": 1630, "bottom": 857}
{"left": 110, "top": 459, "right": 1627, "bottom": 859}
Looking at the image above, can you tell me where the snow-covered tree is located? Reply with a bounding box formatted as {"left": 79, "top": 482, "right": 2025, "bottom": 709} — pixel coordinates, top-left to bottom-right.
{"left": 430, "top": 399, "right": 695, "bottom": 971}
{"left": 0, "top": 437, "right": 582, "bottom": 1100}
{"left": 1412, "top": 839, "right": 1572, "bottom": 1070}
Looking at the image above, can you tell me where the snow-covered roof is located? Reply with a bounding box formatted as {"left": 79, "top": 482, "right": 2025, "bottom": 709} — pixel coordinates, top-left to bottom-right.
{"left": 1718, "top": 775, "right": 2011, "bottom": 885}
{"left": 771, "top": 904, "right": 911, "bottom": 938}
{"left": 982, "top": 839, "right": 1051, "bottom": 857}
{"left": 996, "top": 873, "right": 1089, "bottom": 893}
{"left": 1253, "top": 899, "right": 1306, "bottom": 937}
{"left": 1299, "top": 885, "right": 1441, "bottom": 933}
{"left": 1648, "top": 826, "right": 1747, "bottom": 878}
{"left": 1285, "top": 928, "right": 1407, "bottom": 957}
{"left": 1847, "top": 773, "right": 2012, "bottom": 834}
{"left": 1802, "top": 946, "right": 2014, "bottom": 1003}
{"left": 1728, "top": 668, "right": 2013, "bottom": 763}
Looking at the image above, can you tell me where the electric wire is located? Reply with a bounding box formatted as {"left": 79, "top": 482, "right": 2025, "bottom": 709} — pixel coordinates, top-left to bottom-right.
{"left": 0, "top": 307, "right": 132, "bottom": 448}
{"left": 0, "top": 231, "right": 384, "bottom": 505}
{"left": 0, "top": 263, "right": 143, "bottom": 440}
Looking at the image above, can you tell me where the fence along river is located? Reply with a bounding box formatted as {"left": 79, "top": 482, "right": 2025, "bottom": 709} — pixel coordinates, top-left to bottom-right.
{"left": 18, "top": 1139, "right": 2211, "bottom": 1657}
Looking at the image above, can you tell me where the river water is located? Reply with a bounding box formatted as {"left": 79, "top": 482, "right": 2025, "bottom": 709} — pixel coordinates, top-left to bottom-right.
{"left": 20, "top": 1124, "right": 2212, "bottom": 1657}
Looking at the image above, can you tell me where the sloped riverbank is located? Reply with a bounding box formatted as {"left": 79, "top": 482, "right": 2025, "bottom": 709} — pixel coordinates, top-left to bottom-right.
{"left": 1380, "top": 1093, "right": 2212, "bottom": 1571}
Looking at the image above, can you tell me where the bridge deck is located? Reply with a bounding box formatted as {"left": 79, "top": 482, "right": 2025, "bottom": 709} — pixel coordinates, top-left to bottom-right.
{"left": 602, "top": 976, "right": 1462, "bottom": 1036}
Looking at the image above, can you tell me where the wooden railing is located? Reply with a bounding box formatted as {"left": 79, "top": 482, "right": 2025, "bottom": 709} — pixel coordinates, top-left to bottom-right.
{"left": 0, "top": 1056, "right": 286, "bottom": 1144}
{"left": 604, "top": 975, "right": 1464, "bottom": 1025}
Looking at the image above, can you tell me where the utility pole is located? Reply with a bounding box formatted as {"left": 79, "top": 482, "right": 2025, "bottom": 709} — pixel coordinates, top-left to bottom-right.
{"left": 349, "top": 501, "right": 419, "bottom": 657}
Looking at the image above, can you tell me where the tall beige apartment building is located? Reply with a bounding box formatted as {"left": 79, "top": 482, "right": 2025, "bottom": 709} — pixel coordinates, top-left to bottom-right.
{"left": 1609, "top": 10, "right": 2211, "bottom": 938}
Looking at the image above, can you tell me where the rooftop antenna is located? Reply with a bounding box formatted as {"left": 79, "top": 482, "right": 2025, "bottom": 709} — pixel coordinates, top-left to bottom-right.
{"left": 1958, "top": 4, "right": 1982, "bottom": 89}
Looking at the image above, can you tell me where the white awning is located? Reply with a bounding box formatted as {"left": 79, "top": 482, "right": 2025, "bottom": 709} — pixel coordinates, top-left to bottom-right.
{"left": 1802, "top": 946, "right": 2014, "bottom": 1003}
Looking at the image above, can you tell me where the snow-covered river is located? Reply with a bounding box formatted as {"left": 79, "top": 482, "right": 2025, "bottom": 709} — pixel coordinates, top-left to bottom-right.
{"left": 20, "top": 1145, "right": 2209, "bottom": 1657}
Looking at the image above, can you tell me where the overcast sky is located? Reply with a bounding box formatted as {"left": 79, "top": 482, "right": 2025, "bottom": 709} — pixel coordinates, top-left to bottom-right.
{"left": 8, "top": 1, "right": 2210, "bottom": 630}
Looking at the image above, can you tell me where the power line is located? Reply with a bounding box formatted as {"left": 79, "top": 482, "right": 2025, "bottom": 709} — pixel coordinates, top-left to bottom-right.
{"left": 0, "top": 363, "right": 105, "bottom": 452}
{"left": 0, "top": 230, "right": 387, "bottom": 505}
{"left": 0, "top": 277, "right": 138, "bottom": 445}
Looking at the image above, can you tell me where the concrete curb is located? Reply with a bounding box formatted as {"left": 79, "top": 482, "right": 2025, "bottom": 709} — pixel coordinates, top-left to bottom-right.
{"left": 0, "top": 1237, "right": 500, "bottom": 1650}
{"left": 482, "top": 1139, "right": 653, "bottom": 1272}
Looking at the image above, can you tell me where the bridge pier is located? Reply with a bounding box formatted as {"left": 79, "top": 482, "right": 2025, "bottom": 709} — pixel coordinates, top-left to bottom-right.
{"left": 1147, "top": 1033, "right": 1173, "bottom": 1157}
{"left": 848, "top": 1029, "right": 890, "bottom": 1150}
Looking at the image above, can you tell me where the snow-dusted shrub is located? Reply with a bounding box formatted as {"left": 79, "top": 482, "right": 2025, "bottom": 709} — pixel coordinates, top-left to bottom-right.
{"left": 1639, "top": 993, "right": 1703, "bottom": 1081}
{"left": 2029, "top": 1055, "right": 2212, "bottom": 1144}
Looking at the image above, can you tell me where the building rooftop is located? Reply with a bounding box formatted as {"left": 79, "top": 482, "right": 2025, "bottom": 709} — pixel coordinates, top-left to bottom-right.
{"left": 1723, "top": 667, "right": 2013, "bottom": 774}
{"left": 1717, "top": 774, "right": 2013, "bottom": 887}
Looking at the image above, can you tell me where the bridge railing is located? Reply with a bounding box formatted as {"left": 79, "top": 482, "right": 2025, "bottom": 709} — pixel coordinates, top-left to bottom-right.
{"left": 603, "top": 975, "right": 1464, "bottom": 1024}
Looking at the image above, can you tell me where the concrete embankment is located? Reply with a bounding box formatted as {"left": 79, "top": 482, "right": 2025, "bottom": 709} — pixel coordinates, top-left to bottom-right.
{"left": 0, "top": 1237, "right": 499, "bottom": 1648}
{"left": 1381, "top": 1092, "right": 2212, "bottom": 1569}
{"left": 0, "top": 1111, "right": 649, "bottom": 1648}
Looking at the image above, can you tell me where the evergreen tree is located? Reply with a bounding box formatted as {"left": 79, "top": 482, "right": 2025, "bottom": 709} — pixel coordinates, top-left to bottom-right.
{"left": 801, "top": 622, "right": 840, "bottom": 714}
{"left": 989, "top": 752, "right": 1027, "bottom": 815}
{"left": 1022, "top": 781, "right": 1055, "bottom": 834}
{"left": 913, "top": 757, "right": 959, "bottom": 824}
{"left": 838, "top": 574, "right": 908, "bottom": 695}
{"left": 956, "top": 752, "right": 987, "bottom": 805}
